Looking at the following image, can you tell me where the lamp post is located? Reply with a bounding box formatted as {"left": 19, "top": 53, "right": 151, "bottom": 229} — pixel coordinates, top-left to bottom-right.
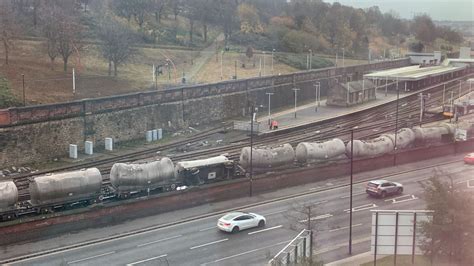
{"left": 220, "top": 50, "right": 224, "bottom": 80}
{"left": 394, "top": 79, "right": 400, "bottom": 165}
{"left": 266, "top": 92, "right": 274, "bottom": 125}
{"left": 249, "top": 105, "right": 255, "bottom": 197}
{"left": 309, "top": 49, "right": 312, "bottom": 70}
{"left": 349, "top": 126, "right": 357, "bottom": 255}
{"left": 292, "top": 88, "right": 300, "bottom": 118}
{"left": 342, "top": 48, "right": 345, "bottom": 67}
{"left": 22, "top": 74, "right": 26, "bottom": 106}
{"left": 314, "top": 82, "right": 320, "bottom": 112}
{"left": 263, "top": 51, "right": 266, "bottom": 76}
{"left": 271, "top": 49, "right": 275, "bottom": 75}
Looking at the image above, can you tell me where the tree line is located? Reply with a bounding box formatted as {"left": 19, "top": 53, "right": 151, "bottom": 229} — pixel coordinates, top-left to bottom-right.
{"left": 0, "top": 0, "right": 465, "bottom": 77}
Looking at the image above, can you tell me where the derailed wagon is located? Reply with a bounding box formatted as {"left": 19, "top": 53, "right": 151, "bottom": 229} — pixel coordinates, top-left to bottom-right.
{"left": 175, "top": 155, "right": 244, "bottom": 185}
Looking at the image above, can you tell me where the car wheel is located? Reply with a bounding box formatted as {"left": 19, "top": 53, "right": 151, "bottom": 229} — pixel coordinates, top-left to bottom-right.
{"left": 258, "top": 220, "right": 265, "bottom": 227}
{"left": 232, "top": 226, "right": 240, "bottom": 233}
{"left": 381, "top": 191, "right": 387, "bottom": 198}
{"left": 398, "top": 188, "right": 403, "bottom": 194}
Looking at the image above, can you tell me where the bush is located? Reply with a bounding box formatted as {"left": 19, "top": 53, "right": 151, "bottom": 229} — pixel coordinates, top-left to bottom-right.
{"left": 0, "top": 77, "right": 21, "bottom": 108}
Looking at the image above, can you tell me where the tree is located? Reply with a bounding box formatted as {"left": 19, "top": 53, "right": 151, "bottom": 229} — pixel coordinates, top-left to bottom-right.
{"left": 56, "top": 13, "right": 83, "bottom": 72}
{"left": 98, "top": 18, "right": 137, "bottom": 77}
{"left": 412, "top": 15, "right": 436, "bottom": 45}
{"left": 238, "top": 3, "right": 263, "bottom": 34}
{"left": 41, "top": 6, "right": 60, "bottom": 70}
{"left": 245, "top": 46, "right": 254, "bottom": 61}
{"left": 420, "top": 171, "right": 474, "bottom": 265}
{"left": 0, "top": 1, "right": 19, "bottom": 66}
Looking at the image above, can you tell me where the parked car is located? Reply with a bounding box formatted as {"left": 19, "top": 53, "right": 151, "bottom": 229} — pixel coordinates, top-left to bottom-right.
{"left": 217, "top": 212, "right": 266, "bottom": 233}
{"left": 464, "top": 153, "right": 474, "bottom": 165}
{"left": 366, "top": 180, "right": 403, "bottom": 198}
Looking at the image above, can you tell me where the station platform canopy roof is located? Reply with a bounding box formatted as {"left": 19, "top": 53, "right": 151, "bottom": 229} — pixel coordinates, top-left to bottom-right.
{"left": 363, "top": 64, "right": 465, "bottom": 81}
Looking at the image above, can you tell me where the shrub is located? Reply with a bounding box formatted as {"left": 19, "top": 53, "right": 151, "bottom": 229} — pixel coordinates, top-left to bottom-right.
{"left": 0, "top": 77, "right": 21, "bottom": 108}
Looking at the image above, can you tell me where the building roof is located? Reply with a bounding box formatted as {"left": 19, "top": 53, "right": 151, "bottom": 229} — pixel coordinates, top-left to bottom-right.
{"left": 363, "top": 64, "right": 465, "bottom": 81}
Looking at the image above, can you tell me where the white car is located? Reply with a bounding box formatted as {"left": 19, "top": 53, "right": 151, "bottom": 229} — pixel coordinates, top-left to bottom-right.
{"left": 217, "top": 212, "right": 266, "bottom": 233}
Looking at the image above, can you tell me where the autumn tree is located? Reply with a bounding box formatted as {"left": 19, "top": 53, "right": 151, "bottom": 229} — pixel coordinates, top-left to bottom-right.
{"left": 98, "top": 18, "right": 137, "bottom": 77}
{"left": 238, "top": 3, "right": 263, "bottom": 34}
{"left": 420, "top": 171, "right": 474, "bottom": 265}
{"left": 412, "top": 15, "right": 437, "bottom": 45}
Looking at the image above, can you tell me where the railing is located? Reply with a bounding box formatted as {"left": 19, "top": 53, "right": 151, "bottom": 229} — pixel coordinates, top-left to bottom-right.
{"left": 268, "top": 229, "right": 312, "bottom": 265}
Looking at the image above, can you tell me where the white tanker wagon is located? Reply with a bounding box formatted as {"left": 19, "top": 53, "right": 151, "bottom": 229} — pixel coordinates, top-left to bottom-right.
{"left": 381, "top": 128, "right": 416, "bottom": 150}
{"left": 110, "top": 157, "right": 178, "bottom": 198}
{"left": 0, "top": 180, "right": 18, "bottom": 221}
{"left": 239, "top": 143, "right": 295, "bottom": 169}
{"left": 295, "top": 139, "right": 346, "bottom": 163}
{"left": 413, "top": 123, "right": 455, "bottom": 143}
{"left": 29, "top": 168, "right": 103, "bottom": 207}
{"left": 346, "top": 135, "right": 394, "bottom": 158}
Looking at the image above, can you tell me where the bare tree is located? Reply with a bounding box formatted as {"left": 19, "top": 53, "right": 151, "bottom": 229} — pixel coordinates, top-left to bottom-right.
{"left": 41, "top": 6, "right": 60, "bottom": 70}
{"left": 98, "top": 18, "right": 137, "bottom": 77}
{"left": 56, "top": 12, "right": 83, "bottom": 72}
{"left": 0, "top": 1, "right": 19, "bottom": 66}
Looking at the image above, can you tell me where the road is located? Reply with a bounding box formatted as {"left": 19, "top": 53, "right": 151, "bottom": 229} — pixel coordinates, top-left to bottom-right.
{"left": 5, "top": 159, "right": 474, "bottom": 266}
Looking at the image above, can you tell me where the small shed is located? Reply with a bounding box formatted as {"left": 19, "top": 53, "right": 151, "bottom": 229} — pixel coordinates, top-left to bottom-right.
{"left": 327, "top": 80, "right": 376, "bottom": 107}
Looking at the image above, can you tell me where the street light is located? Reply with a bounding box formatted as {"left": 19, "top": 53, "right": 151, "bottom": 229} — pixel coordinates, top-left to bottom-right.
{"left": 22, "top": 74, "right": 26, "bottom": 106}
{"left": 220, "top": 50, "right": 224, "bottom": 80}
{"left": 271, "top": 49, "right": 275, "bottom": 75}
{"left": 349, "top": 126, "right": 358, "bottom": 255}
{"left": 292, "top": 88, "right": 300, "bottom": 118}
{"left": 394, "top": 78, "right": 400, "bottom": 165}
{"left": 314, "top": 82, "right": 320, "bottom": 112}
{"left": 249, "top": 105, "right": 256, "bottom": 197}
{"left": 266, "top": 92, "right": 274, "bottom": 125}
{"left": 309, "top": 49, "right": 312, "bottom": 70}
{"left": 342, "top": 48, "right": 345, "bottom": 67}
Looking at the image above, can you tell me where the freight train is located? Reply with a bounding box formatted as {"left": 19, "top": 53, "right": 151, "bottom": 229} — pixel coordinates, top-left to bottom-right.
{"left": 0, "top": 123, "right": 458, "bottom": 222}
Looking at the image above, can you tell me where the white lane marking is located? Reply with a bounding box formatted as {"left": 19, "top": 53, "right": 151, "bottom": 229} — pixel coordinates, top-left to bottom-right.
{"left": 200, "top": 240, "right": 289, "bottom": 265}
{"left": 309, "top": 187, "right": 321, "bottom": 191}
{"left": 315, "top": 237, "right": 371, "bottom": 255}
{"left": 199, "top": 226, "right": 217, "bottom": 232}
{"left": 126, "top": 254, "right": 167, "bottom": 266}
{"left": 248, "top": 225, "right": 283, "bottom": 235}
{"left": 67, "top": 251, "right": 115, "bottom": 264}
{"left": 344, "top": 204, "right": 377, "bottom": 213}
{"left": 190, "top": 238, "right": 228, "bottom": 250}
{"left": 385, "top": 194, "right": 418, "bottom": 204}
{"left": 340, "top": 191, "right": 366, "bottom": 198}
{"left": 329, "top": 223, "right": 363, "bottom": 232}
{"left": 262, "top": 210, "right": 286, "bottom": 216}
{"left": 136, "top": 235, "right": 182, "bottom": 247}
{"left": 299, "top": 214, "right": 333, "bottom": 223}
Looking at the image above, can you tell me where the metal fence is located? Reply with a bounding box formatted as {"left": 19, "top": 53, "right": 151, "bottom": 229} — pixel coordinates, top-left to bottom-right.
{"left": 268, "top": 229, "right": 312, "bottom": 265}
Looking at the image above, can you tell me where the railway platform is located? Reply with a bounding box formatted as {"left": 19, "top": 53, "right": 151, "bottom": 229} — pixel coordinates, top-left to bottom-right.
{"left": 256, "top": 90, "right": 403, "bottom": 134}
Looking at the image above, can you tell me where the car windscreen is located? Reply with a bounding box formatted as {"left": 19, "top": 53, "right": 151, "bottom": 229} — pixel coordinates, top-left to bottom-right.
{"left": 222, "top": 213, "right": 241, "bottom": 220}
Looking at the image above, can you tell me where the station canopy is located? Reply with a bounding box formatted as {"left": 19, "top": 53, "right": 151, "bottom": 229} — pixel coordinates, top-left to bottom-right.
{"left": 363, "top": 64, "right": 465, "bottom": 81}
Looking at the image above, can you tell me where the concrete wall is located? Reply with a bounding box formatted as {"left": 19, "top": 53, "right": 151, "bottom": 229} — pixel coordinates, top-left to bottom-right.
{"left": 0, "top": 59, "right": 410, "bottom": 166}
{"left": 1, "top": 138, "right": 472, "bottom": 246}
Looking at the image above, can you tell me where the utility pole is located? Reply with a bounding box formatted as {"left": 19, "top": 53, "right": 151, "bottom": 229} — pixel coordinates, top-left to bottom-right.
{"left": 292, "top": 88, "right": 300, "bottom": 118}
{"left": 266, "top": 92, "right": 274, "bottom": 125}
{"left": 220, "top": 51, "right": 224, "bottom": 80}
{"left": 271, "top": 49, "right": 275, "bottom": 75}
{"left": 234, "top": 60, "right": 237, "bottom": 80}
{"left": 309, "top": 49, "right": 312, "bottom": 70}
{"left": 263, "top": 51, "right": 266, "bottom": 76}
{"left": 314, "top": 82, "right": 320, "bottom": 112}
{"left": 22, "top": 74, "right": 26, "bottom": 106}
{"left": 249, "top": 105, "right": 255, "bottom": 197}
{"left": 349, "top": 128, "right": 355, "bottom": 255}
{"left": 342, "top": 48, "right": 345, "bottom": 67}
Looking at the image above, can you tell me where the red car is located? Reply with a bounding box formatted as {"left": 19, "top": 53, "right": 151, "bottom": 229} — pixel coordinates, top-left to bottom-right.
{"left": 464, "top": 153, "right": 474, "bottom": 164}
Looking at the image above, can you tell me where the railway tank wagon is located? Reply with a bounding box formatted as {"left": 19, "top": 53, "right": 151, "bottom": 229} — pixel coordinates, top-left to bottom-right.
{"left": 29, "top": 168, "right": 102, "bottom": 207}
{"left": 0, "top": 180, "right": 18, "bottom": 221}
{"left": 295, "top": 139, "right": 346, "bottom": 163}
{"left": 239, "top": 143, "right": 295, "bottom": 169}
{"left": 175, "top": 155, "right": 241, "bottom": 185}
{"left": 382, "top": 128, "right": 416, "bottom": 149}
{"left": 110, "top": 157, "right": 178, "bottom": 198}
{"left": 347, "top": 135, "right": 394, "bottom": 158}
{"left": 413, "top": 123, "right": 455, "bottom": 144}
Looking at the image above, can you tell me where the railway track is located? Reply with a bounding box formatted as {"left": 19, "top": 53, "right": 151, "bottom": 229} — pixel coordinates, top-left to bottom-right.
{"left": 12, "top": 78, "right": 472, "bottom": 199}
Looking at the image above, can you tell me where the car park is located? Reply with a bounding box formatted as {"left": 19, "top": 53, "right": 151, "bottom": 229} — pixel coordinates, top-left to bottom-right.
{"left": 217, "top": 212, "right": 266, "bottom": 233}
{"left": 463, "top": 153, "right": 474, "bottom": 165}
{"left": 366, "top": 180, "right": 403, "bottom": 198}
